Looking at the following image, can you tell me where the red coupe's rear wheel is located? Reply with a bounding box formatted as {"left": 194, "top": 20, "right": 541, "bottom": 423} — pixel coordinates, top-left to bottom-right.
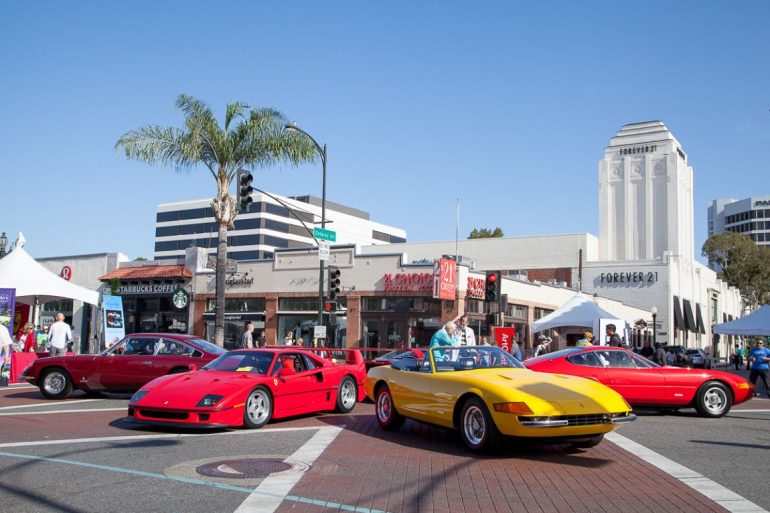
{"left": 375, "top": 385, "right": 405, "bottom": 431}
{"left": 244, "top": 387, "right": 272, "bottom": 428}
{"left": 336, "top": 376, "right": 357, "bottom": 413}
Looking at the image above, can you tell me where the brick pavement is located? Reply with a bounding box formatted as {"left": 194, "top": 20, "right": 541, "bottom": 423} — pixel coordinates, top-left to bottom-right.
{"left": 274, "top": 403, "right": 731, "bottom": 513}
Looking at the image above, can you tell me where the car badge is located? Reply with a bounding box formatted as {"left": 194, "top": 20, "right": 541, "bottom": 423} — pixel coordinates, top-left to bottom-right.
{"left": 164, "top": 401, "right": 169, "bottom": 405}
{"left": 579, "top": 402, "right": 585, "bottom": 408}
{"left": 274, "top": 378, "right": 278, "bottom": 386}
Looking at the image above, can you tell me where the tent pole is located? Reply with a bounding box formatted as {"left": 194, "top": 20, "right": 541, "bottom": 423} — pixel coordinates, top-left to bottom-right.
{"left": 32, "top": 296, "right": 39, "bottom": 327}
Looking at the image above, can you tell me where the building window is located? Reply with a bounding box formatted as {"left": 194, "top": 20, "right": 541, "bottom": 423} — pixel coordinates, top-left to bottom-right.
{"left": 263, "top": 235, "right": 289, "bottom": 248}
{"left": 263, "top": 219, "right": 289, "bottom": 233}
{"left": 227, "top": 250, "right": 259, "bottom": 260}
{"left": 156, "top": 211, "right": 180, "bottom": 222}
{"left": 466, "top": 299, "right": 484, "bottom": 314}
{"left": 155, "top": 226, "right": 179, "bottom": 237}
{"left": 287, "top": 209, "right": 315, "bottom": 224}
{"left": 506, "top": 303, "right": 528, "bottom": 320}
{"left": 279, "top": 298, "right": 319, "bottom": 311}
{"left": 230, "top": 234, "right": 260, "bottom": 246}
{"left": 155, "top": 240, "right": 180, "bottom": 252}
{"left": 206, "top": 298, "right": 266, "bottom": 312}
{"left": 372, "top": 230, "right": 391, "bottom": 242}
{"left": 234, "top": 217, "right": 261, "bottom": 230}
{"left": 179, "top": 208, "right": 209, "bottom": 220}
{"left": 265, "top": 203, "right": 289, "bottom": 217}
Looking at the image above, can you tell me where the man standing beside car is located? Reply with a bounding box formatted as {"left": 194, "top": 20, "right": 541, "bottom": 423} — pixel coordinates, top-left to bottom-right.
{"left": 47, "top": 313, "right": 71, "bottom": 357}
{"left": 606, "top": 324, "right": 623, "bottom": 347}
{"left": 747, "top": 339, "right": 770, "bottom": 398}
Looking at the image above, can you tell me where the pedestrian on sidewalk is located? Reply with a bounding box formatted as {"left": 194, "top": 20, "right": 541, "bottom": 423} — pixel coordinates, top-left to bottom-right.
{"left": 735, "top": 344, "right": 744, "bottom": 370}
{"left": 47, "top": 313, "right": 72, "bottom": 357}
{"left": 653, "top": 343, "right": 667, "bottom": 366}
{"left": 747, "top": 338, "right": 770, "bottom": 397}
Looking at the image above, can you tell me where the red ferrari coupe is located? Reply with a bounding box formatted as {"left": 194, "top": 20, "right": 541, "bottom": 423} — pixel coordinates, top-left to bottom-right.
{"left": 127, "top": 348, "right": 367, "bottom": 429}
{"left": 524, "top": 347, "right": 753, "bottom": 417}
{"left": 20, "top": 334, "right": 225, "bottom": 399}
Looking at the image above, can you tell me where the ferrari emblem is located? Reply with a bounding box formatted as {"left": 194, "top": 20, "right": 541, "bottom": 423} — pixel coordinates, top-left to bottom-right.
{"left": 579, "top": 402, "right": 585, "bottom": 408}
{"left": 164, "top": 401, "right": 169, "bottom": 405}
{"left": 273, "top": 378, "right": 278, "bottom": 386}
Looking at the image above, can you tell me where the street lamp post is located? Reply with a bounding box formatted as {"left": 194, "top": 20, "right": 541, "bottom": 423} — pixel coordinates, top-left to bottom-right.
{"left": 285, "top": 123, "right": 327, "bottom": 328}
{"left": 651, "top": 306, "right": 658, "bottom": 346}
{"left": 0, "top": 232, "right": 7, "bottom": 258}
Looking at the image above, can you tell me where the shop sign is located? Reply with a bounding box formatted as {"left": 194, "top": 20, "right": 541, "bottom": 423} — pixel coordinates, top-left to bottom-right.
{"left": 755, "top": 200, "right": 770, "bottom": 207}
{"left": 102, "top": 294, "right": 125, "bottom": 347}
{"left": 172, "top": 288, "right": 189, "bottom": 309}
{"left": 383, "top": 272, "right": 433, "bottom": 292}
{"left": 598, "top": 271, "right": 658, "bottom": 285}
{"left": 60, "top": 266, "right": 73, "bottom": 281}
{"left": 466, "top": 276, "right": 485, "bottom": 299}
{"left": 617, "top": 144, "right": 657, "bottom": 156}
{"left": 118, "top": 284, "right": 176, "bottom": 295}
{"left": 226, "top": 276, "right": 255, "bottom": 288}
{"left": 494, "top": 327, "right": 515, "bottom": 353}
{"left": 432, "top": 258, "right": 456, "bottom": 300}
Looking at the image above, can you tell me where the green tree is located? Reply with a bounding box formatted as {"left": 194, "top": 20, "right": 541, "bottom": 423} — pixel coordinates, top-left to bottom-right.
{"left": 702, "top": 232, "right": 770, "bottom": 310}
{"left": 468, "top": 227, "right": 504, "bottom": 239}
{"left": 116, "top": 94, "right": 316, "bottom": 346}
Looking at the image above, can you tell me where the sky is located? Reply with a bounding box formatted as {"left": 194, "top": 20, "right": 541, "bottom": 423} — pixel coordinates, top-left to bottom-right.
{"left": 2, "top": 1, "right": 769, "bottom": 261}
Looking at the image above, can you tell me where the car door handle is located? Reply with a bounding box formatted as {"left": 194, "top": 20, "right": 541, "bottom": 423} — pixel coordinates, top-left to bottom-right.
{"left": 142, "top": 361, "right": 153, "bottom": 365}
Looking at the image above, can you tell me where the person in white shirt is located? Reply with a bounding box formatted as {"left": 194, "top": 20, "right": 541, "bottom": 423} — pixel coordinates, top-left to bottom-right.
{"left": 453, "top": 315, "right": 476, "bottom": 346}
{"left": 46, "top": 313, "right": 72, "bottom": 357}
{"left": 0, "top": 323, "right": 13, "bottom": 371}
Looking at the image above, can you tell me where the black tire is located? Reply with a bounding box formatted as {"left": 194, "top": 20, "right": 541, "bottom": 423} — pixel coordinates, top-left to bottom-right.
{"left": 336, "top": 376, "right": 357, "bottom": 413}
{"left": 459, "top": 397, "right": 501, "bottom": 452}
{"left": 243, "top": 386, "right": 273, "bottom": 428}
{"left": 375, "top": 385, "right": 405, "bottom": 431}
{"left": 39, "top": 368, "right": 73, "bottom": 399}
{"left": 570, "top": 434, "right": 604, "bottom": 449}
{"left": 695, "top": 381, "right": 732, "bottom": 417}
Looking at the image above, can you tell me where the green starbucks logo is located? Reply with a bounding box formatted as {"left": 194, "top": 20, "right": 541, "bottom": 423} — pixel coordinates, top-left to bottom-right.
{"left": 172, "top": 288, "right": 189, "bottom": 309}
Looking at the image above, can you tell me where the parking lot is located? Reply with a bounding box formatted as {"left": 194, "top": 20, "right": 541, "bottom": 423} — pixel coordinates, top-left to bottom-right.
{"left": 0, "top": 384, "right": 767, "bottom": 513}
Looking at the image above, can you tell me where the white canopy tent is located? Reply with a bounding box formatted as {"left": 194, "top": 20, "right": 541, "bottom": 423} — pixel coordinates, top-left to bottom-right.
{"left": 712, "top": 305, "right": 770, "bottom": 337}
{"left": 0, "top": 246, "right": 99, "bottom": 305}
{"left": 532, "top": 293, "right": 625, "bottom": 335}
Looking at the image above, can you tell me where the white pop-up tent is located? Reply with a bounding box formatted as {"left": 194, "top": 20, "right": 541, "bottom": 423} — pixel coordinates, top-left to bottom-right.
{"left": 532, "top": 293, "right": 625, "bottom": 335}
{"left": 0, "top": 246, "right": 99, "bottom": 305}
{"left": 712, "top": 305, "right": 770, "bottom": 337}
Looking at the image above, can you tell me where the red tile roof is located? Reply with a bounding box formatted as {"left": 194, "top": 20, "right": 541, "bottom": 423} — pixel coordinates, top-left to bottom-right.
{"left": 99, "top": 264, "right": 192, "bottom": 281}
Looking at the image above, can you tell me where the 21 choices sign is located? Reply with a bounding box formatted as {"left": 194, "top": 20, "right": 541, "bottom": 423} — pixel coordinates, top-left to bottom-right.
{"left": 432, "top": 258, "right": 457, "bottom": 301}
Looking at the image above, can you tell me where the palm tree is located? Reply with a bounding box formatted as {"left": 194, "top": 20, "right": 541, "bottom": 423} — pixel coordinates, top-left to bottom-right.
{"left": 116, "top": 94, "right": 316, "bottom": 346}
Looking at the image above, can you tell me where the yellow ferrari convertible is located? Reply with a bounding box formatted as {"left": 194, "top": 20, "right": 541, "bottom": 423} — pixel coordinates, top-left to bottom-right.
{"left": 365, "top": 346, "right": 635, "bottom": 452}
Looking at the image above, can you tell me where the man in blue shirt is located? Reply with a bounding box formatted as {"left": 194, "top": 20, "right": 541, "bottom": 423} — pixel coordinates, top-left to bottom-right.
{"left": 747, "top": 339, "right": 770, "bottom": 397}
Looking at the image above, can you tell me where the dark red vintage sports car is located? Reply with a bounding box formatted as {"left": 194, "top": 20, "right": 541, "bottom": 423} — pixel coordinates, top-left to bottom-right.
{"left": 523, "top": 347, "right": 753, "bottom": 417}
{"left": 127, "top": 348, "right": 367, "bottom": 429}
{"left": 20, "top": 334, "right": 225, "bottom": 399}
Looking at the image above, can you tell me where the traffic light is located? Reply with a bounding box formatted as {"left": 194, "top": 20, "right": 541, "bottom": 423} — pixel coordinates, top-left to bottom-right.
{"left": 485, "top": 271, "right": 500, "bottom": 303}
{"left": 328, "top": 267, "right": 341, "bottom": 301}
{"left": 237, "top": 169, "right": 254, "bottom": 211}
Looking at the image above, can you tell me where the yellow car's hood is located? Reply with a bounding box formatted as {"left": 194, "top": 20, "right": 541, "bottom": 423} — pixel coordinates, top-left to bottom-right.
{"left": 462, "top": 368, "right": 629, "bottom": 415}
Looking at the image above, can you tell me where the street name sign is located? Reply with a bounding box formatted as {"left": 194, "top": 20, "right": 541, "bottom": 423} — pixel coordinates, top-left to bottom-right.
{"left": 314, "top": 227, "right": 336, "bottom": 242}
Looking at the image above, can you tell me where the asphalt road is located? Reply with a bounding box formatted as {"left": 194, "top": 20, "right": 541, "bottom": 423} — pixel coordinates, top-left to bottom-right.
{"left": 618, "top": 398, "right": 770, "bottom": 511}
{"left": 1, "top": 383, "right": 768, "bottom": 513}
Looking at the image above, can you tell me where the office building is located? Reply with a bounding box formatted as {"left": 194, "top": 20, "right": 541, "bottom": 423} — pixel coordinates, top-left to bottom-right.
{"left": 707, "top": 195, "right": 770, "bottom": 248}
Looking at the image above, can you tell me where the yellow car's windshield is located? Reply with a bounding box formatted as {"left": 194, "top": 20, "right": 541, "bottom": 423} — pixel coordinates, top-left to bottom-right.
{"left": 428, "top": 346, "right": 524, "bottom": 372}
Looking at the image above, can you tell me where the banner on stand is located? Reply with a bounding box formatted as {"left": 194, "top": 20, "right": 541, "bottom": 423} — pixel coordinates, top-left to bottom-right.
{"left": 102, "top": 295, "right": 126, "bottom": 347}
{"left": 0, "top": 288, "right": 16, "bottom": 335}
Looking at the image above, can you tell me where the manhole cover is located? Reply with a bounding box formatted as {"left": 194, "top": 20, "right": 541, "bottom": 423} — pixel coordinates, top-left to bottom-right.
{"left": 196, "top": 458, "right": 292, "bottom": 479}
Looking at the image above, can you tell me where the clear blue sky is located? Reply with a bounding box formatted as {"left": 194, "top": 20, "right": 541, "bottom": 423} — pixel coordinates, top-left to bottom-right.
{"left": 2, "top": 1, "right": 768, "bottom": 260}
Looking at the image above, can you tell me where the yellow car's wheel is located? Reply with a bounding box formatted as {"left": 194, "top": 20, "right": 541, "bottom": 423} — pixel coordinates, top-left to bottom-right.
{"left": 375, "top": 385, "right": 404, "bottom": 431}
{"left": 460, "top": 397, "right": 500, "bottom": 452}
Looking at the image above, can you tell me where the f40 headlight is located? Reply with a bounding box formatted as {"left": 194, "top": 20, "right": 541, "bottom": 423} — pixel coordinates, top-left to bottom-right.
{"left": 130, "top": 390, "right": 148, "bottom": 404}
{"left": 196, "top": 395, "right": 224, "bottom": 408}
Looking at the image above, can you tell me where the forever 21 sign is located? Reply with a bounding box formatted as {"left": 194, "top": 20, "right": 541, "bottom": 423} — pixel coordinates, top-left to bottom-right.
{"left": 598, "top": 271, "right": 658, "bottom": 285}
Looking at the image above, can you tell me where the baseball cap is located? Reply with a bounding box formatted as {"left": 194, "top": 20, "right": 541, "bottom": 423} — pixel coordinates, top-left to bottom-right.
{"left": 537, "top": 334, "right": 547, "bottom": 341}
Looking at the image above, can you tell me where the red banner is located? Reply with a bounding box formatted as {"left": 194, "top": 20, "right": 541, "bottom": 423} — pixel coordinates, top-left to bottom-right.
{"left": 432, "top": 258, "right": 456, "bottom": 300}
{"left": 494, "top": 327, "right": 516, "bottom": 353}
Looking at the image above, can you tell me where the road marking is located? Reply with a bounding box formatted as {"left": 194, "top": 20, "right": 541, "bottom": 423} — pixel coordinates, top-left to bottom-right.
{"left": 0, "top": 425, "right": 336, "bottom": 449}
{"left": 0, "top": 426, "right": 390, "bottom": 513}
{"left": 607, "top": 432, "right": 768, "bottom": 513}
{"left": 729, "top": 409, "right": 770, "bottom": 413}
{"left": 234, "top": 426, "right": 366, "bottom": 513}
{"left": 0, "top": 399, "right": 102, "bottom": 411}
{"left": 0, "top": 407, "right": 126, "bottom": 416}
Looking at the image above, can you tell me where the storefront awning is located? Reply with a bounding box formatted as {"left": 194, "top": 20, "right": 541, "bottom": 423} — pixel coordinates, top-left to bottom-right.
{"left": 683, "top": 299, "right": 696, "bottom": 333}
{"left": 695, "top": 303, "right": 706, "bottom": 334}
{"left": 99, "top": 265, "right": 192, "bottom": 281}
{"left": 673, "top": 296, "right": 685, "bottom": 331}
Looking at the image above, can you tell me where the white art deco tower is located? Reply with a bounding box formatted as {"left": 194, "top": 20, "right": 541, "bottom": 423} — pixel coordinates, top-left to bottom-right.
{"left": 598, "top": 121, "right": 694, "bottom": 262}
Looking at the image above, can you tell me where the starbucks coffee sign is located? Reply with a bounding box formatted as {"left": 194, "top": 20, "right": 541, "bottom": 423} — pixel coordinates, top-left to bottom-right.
{"left": 172, "top": 288, "right": 189, "bottom": 309}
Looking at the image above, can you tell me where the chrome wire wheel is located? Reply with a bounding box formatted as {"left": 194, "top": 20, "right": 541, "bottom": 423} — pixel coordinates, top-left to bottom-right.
{"left": 339, "top": 378, "right": 356, "bottom": 411}
{"left": 246, "top": 388, "right": 271, "bottom": 427}
{"left": 43, "top": 371, "right": 66, "bottom": 395}
{"left": 376, "top": 390, "right": 393, "bottom": 423}
{"left": 702, "top": 385, "right": 728, "bottom": 416}
{"left": 463, "top": 404, "right": 486, "bottom": 446}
